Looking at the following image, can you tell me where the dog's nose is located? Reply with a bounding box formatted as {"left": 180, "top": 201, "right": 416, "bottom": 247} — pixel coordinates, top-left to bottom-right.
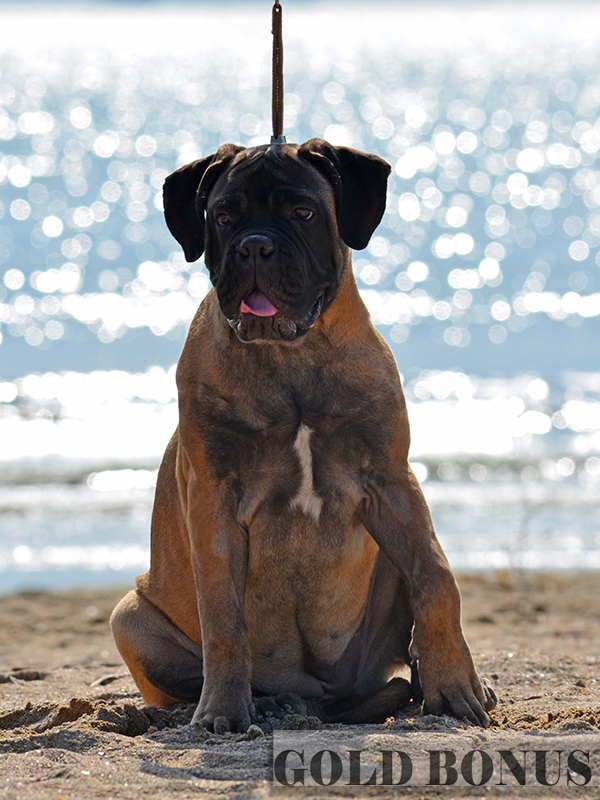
{"left": 237, "top": 235, "right": 276, "bottom": 262}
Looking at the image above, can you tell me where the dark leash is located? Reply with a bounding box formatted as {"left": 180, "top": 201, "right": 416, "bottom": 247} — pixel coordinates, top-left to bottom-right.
{"left": 271, "top": 1, "right": 286, "bottom": 144}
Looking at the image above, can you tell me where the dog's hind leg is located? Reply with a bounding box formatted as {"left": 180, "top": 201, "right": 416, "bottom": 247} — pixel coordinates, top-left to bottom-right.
{"left": 110, "top": 589, "right": 204, "bottom": 706}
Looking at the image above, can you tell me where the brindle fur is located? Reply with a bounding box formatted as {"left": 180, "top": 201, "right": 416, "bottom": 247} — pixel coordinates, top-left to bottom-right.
{"left": 111, "top": 140, "right": 496, "bottom": 732}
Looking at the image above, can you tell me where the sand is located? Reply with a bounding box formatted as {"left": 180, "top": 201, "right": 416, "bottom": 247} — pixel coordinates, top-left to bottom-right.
{"left": 0, "top": 571, "right": 599, "bottom": 798}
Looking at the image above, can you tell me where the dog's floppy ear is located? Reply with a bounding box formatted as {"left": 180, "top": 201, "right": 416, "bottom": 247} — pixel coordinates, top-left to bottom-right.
{"left": 163, "top": 144, "right": 244, "bottom": 262}
{"left": 298, "top": 139, "right": 391, "bottom": 251}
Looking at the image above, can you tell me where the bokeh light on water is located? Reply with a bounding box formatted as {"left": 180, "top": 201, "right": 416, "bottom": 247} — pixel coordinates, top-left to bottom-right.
{"left": 2, "top": 2, "right": 600, "bottom": 587}
{"left": 0, "top": 3, "right": 600, "bottom": 374}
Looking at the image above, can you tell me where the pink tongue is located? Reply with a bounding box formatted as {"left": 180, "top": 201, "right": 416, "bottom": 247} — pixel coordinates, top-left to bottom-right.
{"left": 240, "top": 291, "right": 278, "bottom": 317}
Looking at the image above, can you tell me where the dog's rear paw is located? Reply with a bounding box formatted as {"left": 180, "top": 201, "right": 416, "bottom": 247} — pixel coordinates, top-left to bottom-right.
{"left": 252, "top": 692, "right": 307, "bottom": 721}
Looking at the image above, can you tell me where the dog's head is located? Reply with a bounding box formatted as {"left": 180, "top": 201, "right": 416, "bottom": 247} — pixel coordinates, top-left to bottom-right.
{"left": 163, "top": 139, "right": 390, "bottom": 343}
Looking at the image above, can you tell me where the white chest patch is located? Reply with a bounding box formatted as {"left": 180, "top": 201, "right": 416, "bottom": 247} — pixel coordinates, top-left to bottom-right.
{"left": 290, "top": 423, "right": 323, "bottom": 522}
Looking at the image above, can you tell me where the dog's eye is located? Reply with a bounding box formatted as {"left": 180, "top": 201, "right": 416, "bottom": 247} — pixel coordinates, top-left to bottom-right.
{"left": 293, "top": 208, "right": 314, "bottom": 221}
{"left": 216, "top": 213, "right": 231, "bottom": 227}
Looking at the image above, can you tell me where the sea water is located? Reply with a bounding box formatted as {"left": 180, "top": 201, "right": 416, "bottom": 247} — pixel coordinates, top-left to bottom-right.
{"left": 1, "top": 2, "right": 600, "bottom": 592}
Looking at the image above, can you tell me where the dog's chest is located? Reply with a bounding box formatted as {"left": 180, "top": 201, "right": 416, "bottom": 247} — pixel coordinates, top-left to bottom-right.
{"left": 286, "top": 422, "right": 323, "bottom": 521}
{"left": 242, "top": 418, "right": 379, "bottom": 672}
{"left": 235, "top": 414, "right": 367, "bottom": 533}
{"left": 198, "top": 377, "right": 389, "bottom": 526}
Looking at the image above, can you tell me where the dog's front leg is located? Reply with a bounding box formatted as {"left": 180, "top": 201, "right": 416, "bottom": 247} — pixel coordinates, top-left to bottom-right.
{"left": 182, "top": 456, "right": 253, "bottom": 734}
{"left": 361, "top": 465, "right": 495, "bottom": 728}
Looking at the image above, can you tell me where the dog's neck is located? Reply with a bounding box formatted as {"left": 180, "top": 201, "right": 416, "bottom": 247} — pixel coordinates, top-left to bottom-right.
{"left": 315, "top": 253, "right": 373, "bottom": 344}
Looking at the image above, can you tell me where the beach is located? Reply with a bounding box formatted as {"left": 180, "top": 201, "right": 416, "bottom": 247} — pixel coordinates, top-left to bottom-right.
{"left": 1, "top": 571, "right": 599, "bottom": 798}
{"left": 2, "top": 0, "right": 600, "bottom": 795}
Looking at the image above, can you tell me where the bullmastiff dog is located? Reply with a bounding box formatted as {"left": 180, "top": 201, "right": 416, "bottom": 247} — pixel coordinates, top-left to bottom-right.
{"left": 111, "top": 139, "right": 496, "bottom": 732}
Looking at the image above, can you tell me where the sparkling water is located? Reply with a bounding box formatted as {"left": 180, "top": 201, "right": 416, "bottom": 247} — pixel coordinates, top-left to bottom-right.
{"left": 1, "top": 2, "right": 600, "bottom": 591}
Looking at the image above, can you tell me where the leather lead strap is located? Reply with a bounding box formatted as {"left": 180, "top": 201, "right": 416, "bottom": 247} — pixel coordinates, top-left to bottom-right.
{"left": 271, "top": 1, "right": 286, "bottom": 144}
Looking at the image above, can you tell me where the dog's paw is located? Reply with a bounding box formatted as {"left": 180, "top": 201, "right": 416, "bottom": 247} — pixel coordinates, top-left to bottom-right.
{"left": 419, "top": 657, "right": 493, "bottom": 728}
{"left": 191, "top": 696, "right": 254, "bottom": 734}
{"left": 252, "top": 692, "right": 307, "bottom": 721}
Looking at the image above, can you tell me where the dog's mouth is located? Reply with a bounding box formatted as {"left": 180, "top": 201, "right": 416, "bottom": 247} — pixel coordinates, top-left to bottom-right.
{"left": 227, "top": 292, "right": 324, "bottom": 342}
{"left": 239, "top": 291, "right": 279, "bottom": 317}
